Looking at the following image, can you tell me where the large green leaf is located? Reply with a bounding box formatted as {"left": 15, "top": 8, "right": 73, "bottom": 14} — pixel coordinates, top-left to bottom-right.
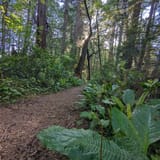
{"left": 132, "top": 105, "right": 160, "bottom": 148}
{"left": 37, "top": 126, "right": 141, "bottom": 160}
{"left": 149, "top": 104, "right": 160, "bottom": 144}
{"left": 111, "top": 105, "right": 160, "bottom": 154}
{"left": 37, "top": 104, "right": 160, "bottom": 160}
{"left": 111, "top": 107, "right": 139, "bottom": 140}
{"left": 131, "top": 105, "right": 151, "bottom": 153}
{"left": 122, "top": 89, "right": 135, "bottom": 106}
{"left": 114, "top": 137, "right": 148, "bottom": 160}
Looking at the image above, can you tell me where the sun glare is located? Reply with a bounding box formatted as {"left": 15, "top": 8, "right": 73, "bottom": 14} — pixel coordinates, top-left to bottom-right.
{"left": 101, "top": 0, "right": 108, "bottom": 4}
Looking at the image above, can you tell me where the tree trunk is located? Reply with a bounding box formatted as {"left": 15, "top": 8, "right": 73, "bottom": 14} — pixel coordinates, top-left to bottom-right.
{"left": 75, "top": 36, "right": 91, "bottom": 78}
{"left": 71, "top": 0, "right": 83, "bottom": 55}
{"left": 123, "top": 0, "right": 142, "bottom": 69}
{"left": 36, "top": 0, "right": 47, "bottom": 49}
{"left": 96, "top": 10, "right": 102, "bottom": 69}
{"left": 137, "top": 0, "right": 156, "bottom": 69}
{"left": 74, "top": 0, "right": 92, "bottom": 78}
{"left": 23, "top": 1, "right": 31, "bottom": 54}
{"left": 87, "top": 49, "right": 91, "bottom": 80}
{"left": 116, "top": 21, "right": 124, "bottom": 66}
{"left": 108, "top": 22, "right": 116, "bottom": 61}
{"left": 1, "top": 0, "right": 9, "bottom": 55}
{"left": 116, "top": 0, "right": 128, "bottom": 65}
{"left": 61, "top": 0, "right": 69, "bottom": 54}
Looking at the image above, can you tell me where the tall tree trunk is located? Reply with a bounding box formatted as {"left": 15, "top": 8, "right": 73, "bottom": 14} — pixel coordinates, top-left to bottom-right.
{"left": 116, "top": 22, "right": 123, "bottom": 66}
{"left": 17, "top": 32, "right": 21, "bottom": 53}
{"left": 71, "top": 0, "right": 83, "bottom": 55}
{"left": 23, "top": 1, "right": 31, "bottom": 54}
{"left": 116, "top": 0, "right": 127, "bottom": 66}
{"left": 123, "top": 0, "right": 142, "bottom": 69}
{"left": 61, "top": 0, "right": 69, "bottom": 54}
{"left": 137, "top": 0, "right": 156, "bottom": 69}
{"left": 7, "top": 30, "right": 11, "bottom": 54}
{"left": 1, "top": 0, "right": 9, "bottom": 55}
{"left": 87, "top": 49, "right": 91, "bottom": 80}
{"left": 36, "top": 0, "right": 47, "bottom": 49}
{"left": 96, "top": 10, "right": 102, "bottom": 68}
{"left": 74, "top": 0, "right": 92, "bottom": 78}
{"left": 108, "top": 22, "right": 116, "bottom": 61}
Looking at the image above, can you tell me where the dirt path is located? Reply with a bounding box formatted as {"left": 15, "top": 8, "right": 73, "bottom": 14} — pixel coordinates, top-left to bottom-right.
{"left": 0, "top": 87, "right": 83, "bottom": 160}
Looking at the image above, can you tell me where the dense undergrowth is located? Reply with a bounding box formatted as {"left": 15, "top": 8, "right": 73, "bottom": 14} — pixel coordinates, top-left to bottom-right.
{"left": 38, "top": 63, "right": 160, "bottom": 160}
{"left": 0, "top": 49, "right": 82, "bottom": 103}
{"left": 1, "top": 50, "right": 159, "bottom": 159}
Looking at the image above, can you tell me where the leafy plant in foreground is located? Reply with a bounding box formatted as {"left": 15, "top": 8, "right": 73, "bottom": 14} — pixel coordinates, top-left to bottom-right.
{"left": 37, "top": 104, "right": 160, "bottom": 160}
{"left": 80, "top": 104, "right": 109, "bottom": 129}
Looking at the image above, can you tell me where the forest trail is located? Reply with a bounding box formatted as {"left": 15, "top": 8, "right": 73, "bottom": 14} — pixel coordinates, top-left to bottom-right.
{"left": 0, "top": 87, "right": 83, "bottom": 160}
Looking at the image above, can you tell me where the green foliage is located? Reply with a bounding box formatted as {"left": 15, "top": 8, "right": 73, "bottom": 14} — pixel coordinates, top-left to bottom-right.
{"left": 112, "top": 104, "right": 160, "bottom": 154}
{"left": 0, "top": 78, "right": 23, "bottom": 102}
{"left": 79, "top": 77, "right": 160, "bottom": 132}
{"left": 37, "top": 126, "right": 137, "bottom": 160}
{"left": 122, "top": 89, "right": 135, "bottom": 106}
{"left": 92, "top": 62, "right": 118, "bottom": 84}
{"left": 92, "top": 62, "right": 144, "bottom": 90}
{"left": 111, "top": 96, "right": 125, "bottom": 111}
{"left": 136, "top": 79, "right": 160, "bottom": 106}
{"left": 80, "top": 83, "right": 117, "bottom": 107}
{"left": 0, "top": 51, "right": 82, "bottom": 103}
{"left": 80, "top": 104, "right": 109, "bottom": 129}
{"left": 142, "top": 79, "right": 160, "bottom": 90}
{"left": 38, "top": 104, "right": 160, "bottom": 160}
{"left": 151, "top": 155, "right": 160, "bottom": 160}
{"left": 78, "top": 83, "right": 113, "bottom": 129}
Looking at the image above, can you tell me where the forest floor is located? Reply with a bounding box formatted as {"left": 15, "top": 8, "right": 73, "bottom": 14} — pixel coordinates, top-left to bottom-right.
{"left": 0, "top": 87, "right": 84, "bottom": 160}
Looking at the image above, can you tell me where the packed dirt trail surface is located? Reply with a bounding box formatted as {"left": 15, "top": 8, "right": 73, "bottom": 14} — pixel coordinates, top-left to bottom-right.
{"left": 0, "top": 87, "right": 83, "bottom": 160}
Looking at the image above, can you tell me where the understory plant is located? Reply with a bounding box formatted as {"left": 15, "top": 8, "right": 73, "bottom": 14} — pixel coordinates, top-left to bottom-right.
{"left": 0, "top": 78, "right": 24, "bottom": 102}
{"left": 37, "top": 76, "right": 160, "bottom": 159}
{"left": 37, "top": 103, "right": 160, "bottom": 160}
{"left": 78, "top": 79, "right": 160, "bottom": 129}
{"left": 0, "top": 51, "right": 82, "bottom": 103}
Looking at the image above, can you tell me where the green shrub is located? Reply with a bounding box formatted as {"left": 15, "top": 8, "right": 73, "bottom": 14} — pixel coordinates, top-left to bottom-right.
{"left": 78, "top": 78, "right": 160, "bottom": 131}
{"left": 91, "top": 62, "right": 144, "bottom": 90}
{"left": 0, "top": 78, "right": 24, "bottom": 102}
{"left": 0, "top": 51, "right": 82, "bottom": 103}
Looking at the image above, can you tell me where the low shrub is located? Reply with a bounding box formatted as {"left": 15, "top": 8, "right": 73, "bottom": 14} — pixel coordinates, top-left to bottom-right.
{"left": 0, "top": 51, "right": 82, "bottom": 103}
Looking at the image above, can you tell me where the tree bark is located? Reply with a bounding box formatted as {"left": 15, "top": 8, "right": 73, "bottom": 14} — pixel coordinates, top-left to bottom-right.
{"left": 108, "top": 22, "right": 116, "bottom": 61}
{"left": 71, "top": 0, "right": 83, "bottom": 55}
{"left": 116, "top": 0, "right": 128, "bottom": 66}
{"left": 96, "top": 10, "right": 102, "bottom": 69}
{"left": 87, "top": 49, "right": 91, "bottom": 80}
{"left": 123, "top": 0, "right": 142, "bottom": 69}
{"left": 61, "top": 0, "right": 69, "bottom": 54}
{"left": 1, "top": 0, "right": 9, "bottom": 55}
{"left": 36, "top": 0, "right": 47, "bottom": 49}
{"left": 23, "top": 1, "right": 31, "bottom": 54}
{"left": 74, "top": 0, "right": 92, "bottom": 78}
{"left": 137, "top": 0, "right": 156, "bottom": 69}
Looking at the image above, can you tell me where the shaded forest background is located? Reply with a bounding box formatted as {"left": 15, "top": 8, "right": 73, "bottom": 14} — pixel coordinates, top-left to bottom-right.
{"left": 0, "top": 0, "right": 160, "bottom": 78}
{"left": 1, "top": 1, "right": 160, "bottom": 160}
